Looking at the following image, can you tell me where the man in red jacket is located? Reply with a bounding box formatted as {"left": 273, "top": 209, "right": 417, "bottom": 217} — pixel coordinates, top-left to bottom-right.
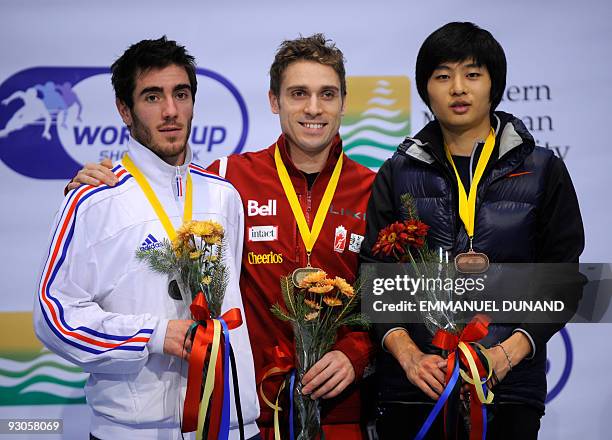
{"left": 68, "top": 34, "right": 375, "bottom": 439}
{"left": 209, "top": 34, "right": 375, "bottom": 439}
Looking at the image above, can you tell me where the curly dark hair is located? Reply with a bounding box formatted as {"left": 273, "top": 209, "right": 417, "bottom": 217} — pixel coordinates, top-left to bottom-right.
{"left": 111, "top": 36, "right": 197, "bottom": 109}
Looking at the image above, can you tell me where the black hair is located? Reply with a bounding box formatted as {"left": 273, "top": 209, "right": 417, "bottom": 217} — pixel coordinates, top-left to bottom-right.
{"left": 111, "top": 36, "right": 197, "bottom": 109}
{"left": 415, "top": 22, "right": 507, "bottom": 112}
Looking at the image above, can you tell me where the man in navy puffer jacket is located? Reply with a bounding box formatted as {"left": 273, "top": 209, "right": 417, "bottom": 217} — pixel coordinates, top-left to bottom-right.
{"left": 361, "top": 22, "right": 584, "bottom": 440}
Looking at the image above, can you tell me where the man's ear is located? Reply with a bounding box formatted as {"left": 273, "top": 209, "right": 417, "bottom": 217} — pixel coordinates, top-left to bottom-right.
{"left": 340, "top": 94, "right": 347, "bottom": 117}
{"left": 116, "top": 98, "right": 133, "bottom": 126}
{"left": 269, "top": 90, "right": 280, "bottom": 115}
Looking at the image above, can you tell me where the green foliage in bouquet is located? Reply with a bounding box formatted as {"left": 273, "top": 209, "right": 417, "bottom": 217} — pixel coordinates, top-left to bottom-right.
{"left": 271, "top": 272, "right": 369, "bottom": 440}
{"left": 135, "top": 220, "right": 229, "bottom": 317}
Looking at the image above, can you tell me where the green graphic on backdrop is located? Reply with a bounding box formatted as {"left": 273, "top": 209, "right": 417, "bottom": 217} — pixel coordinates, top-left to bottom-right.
{"left": 0, "top": 312, "right": 87, "bottom": 406}
{"left": 341, "top": 76, "right": 411, "bottom": 170}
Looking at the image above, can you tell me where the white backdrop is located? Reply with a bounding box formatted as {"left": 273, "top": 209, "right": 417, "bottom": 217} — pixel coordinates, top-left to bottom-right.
{"left": 1, "top": 0, "right": 611, "bottom": 438}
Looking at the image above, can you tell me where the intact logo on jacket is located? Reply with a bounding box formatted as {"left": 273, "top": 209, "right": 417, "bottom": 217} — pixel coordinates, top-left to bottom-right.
{"left": 248, "top": 226, "right": 278, "bottom": 242}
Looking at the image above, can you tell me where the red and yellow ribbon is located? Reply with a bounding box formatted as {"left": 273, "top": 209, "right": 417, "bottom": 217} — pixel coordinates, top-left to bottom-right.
{"left": 257, "top": 342, "right": 295, "bottom": 440}
{"left": 432, "top": 314, "right": 494, "bottom": 440}
{"left": 182, "top": 292, "right": 242, "bottom": 439}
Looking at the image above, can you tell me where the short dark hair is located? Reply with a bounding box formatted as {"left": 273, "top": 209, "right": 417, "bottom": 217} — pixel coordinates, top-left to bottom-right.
{"left": 415, "top": 22, "right": 507, "bottom": 112}
{"left": 111, "top": 36, "right": 197, "bottom": 109}
{"left": 269, "top": 33, "right": 346, "bottom": 98}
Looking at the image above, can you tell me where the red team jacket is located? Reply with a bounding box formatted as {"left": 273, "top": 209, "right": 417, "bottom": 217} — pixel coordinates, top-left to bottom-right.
{"left": 208, "top": 134, "right": 375, "bottom": 428}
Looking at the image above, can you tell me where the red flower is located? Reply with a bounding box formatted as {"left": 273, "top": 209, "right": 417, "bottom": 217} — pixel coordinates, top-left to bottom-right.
{"left": 372, "top": 219, "right": 430, "bottom": 258}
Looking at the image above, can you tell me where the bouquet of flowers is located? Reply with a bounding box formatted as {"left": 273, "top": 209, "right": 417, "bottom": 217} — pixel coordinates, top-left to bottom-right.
{"left": 372, "top": 194, "right": 493, "bottom": 440}
{"left": 136, "top": 220, "right": 243, "bottom": 439}
{"left": 269, "top": 272, "right": 369, "bottom": 440}
{"left": 372, "top": 193, "right": 460, "bottom": 335}
{"left": 136, "top": 220, "right": 227, "bottom": 315}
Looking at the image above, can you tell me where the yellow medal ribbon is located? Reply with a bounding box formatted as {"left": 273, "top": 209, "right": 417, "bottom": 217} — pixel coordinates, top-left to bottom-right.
{"left": 457, "top": 341, "right": 494, "bottom": 404}
{"left": 273, "top": 380, "right": 286, "bottom": 440}
{"left": 444, "top": 129, "right": 495, "bottom": 242}
{"left": 122, "top": 154, "right": 193, "bottom": 241}
{"left": 274, "top": 144, "right": 343, "bottom": 263}
{"left": 196, "top": 319, "right": 221, "bottom": 440}
{"left": 258, "top": 369, "right": 287, "bottom": 440}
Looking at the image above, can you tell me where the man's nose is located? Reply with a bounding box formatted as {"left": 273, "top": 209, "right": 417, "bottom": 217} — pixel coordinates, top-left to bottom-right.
{"left": 162, "top": 96, "right": 179, "bottom": 119}
{"left": 304, "top": 95, "right": 323, "bottom": 116}
{"left": 450, "top": 75, "right": 467, "bottom": 96}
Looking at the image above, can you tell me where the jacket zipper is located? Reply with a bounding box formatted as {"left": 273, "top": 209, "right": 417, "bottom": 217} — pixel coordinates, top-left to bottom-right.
{"left": 175, "top": 166, "right": 183, "bottom": 201}
{"left": 426, "top": 147, "right": 459, "bottom": 254}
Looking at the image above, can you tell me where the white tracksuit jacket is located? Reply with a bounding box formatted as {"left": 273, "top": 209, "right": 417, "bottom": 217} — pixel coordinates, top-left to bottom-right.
{"left": 34, "top": 138, "right": 259, "bottom": 439}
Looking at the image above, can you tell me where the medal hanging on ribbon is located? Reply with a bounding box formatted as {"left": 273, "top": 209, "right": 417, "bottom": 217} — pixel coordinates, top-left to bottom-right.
{"left": 274, "top": 144, "right": 343, "bottom": 287}
{"left": 445, "top": 129, "right": 495, "bottom": 274}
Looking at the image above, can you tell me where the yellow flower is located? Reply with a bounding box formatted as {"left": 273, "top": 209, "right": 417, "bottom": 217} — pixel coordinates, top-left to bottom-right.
{"left": 206, "top": 255, "right": 219, "bottom": 263}
{"left": 334, "top": 277, "right": 354, "bottom": 298}
{"left": 201, "top": 276, "right": 212, "bottom": 285}
{"left": 204, "top": 235, "right": 222, "bottom": 245}
{"left": 210, "top": 221, "right": 225, "bottom": 237}
{"left": 190, "top": 221, "right": 214, "bottom": 237}
{"left": 305, "top": 311, "right": 319, "bottom": 321}
{"left": 189, "top": 250, "right": 202, "bottom": 260}
{"left": 172, "top": 240, "right": 183, "bottom": 254}
{"left": 304, "top": 299, "right": 321, "bottom": 310}
{"left": 309, "top": 285, "right": 334, "bottom": 294}
{"left": 298, "top": 271, "right": 327, "bottom": 288}
{"left": 176, "top": 221, "right": 194, "bottom": 239}
{"left": 323, "top": 296, "right": 343, "bottom": 307}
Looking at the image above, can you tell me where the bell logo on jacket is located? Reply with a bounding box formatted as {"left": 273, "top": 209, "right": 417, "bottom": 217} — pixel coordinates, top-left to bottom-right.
{"left": 247, "top": 199, "right": 277, "bottom": 216}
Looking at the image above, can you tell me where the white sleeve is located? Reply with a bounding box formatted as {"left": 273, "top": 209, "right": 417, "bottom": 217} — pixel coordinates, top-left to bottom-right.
{"left": 221, "top": 187, "right": 260, "bottom": 426}
{"left": 33, "top": 193, "right": 164, "bottom": 374}
{"left": 221, "top": 188, "right": 246, "bottom": 314}
{"left": 218, "top": 156, "right": 228, "bottom": 179}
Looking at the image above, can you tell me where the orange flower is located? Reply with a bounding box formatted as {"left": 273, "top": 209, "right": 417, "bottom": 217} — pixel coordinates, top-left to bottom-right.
{"left": 323, "top": 296, "right": 342, "bottom": 307}
{"left": 304, "top": 299, "right": 321, "bottom": 310}
{"left": 309, "top": 285, "right": 334, "bottom": 294}
{"left": 334, "top": 277, "right": 354, "bottom": 298}
{"left": 305, "top": 311, "right": 320, "bottom": 321}
{"left": 298, "top": 271, "right": 327, "bottom": 288}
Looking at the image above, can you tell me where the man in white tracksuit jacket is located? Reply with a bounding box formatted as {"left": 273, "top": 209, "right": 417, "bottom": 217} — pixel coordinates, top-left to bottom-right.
{"left": 33, "top": 37, "right": 259, "bottom": 439}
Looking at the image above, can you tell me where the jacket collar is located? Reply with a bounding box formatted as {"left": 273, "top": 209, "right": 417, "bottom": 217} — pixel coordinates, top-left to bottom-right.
{"left": 126, "top": 136, "right": 192, "bottom": 189}
{"left": 268, "top": 133, "right": 344, "bottom": 177}
{"left": 400, "top": 111, "right": 535, "bottom": 168}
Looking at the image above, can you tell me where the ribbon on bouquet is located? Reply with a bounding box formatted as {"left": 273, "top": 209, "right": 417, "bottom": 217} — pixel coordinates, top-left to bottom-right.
{"left": 182, "top": 292, "right": 244, "bottom": 440}
{"left": 415, "top": 314, "right": 494, "bottom": 440}
{"left": 257, "top": 342, "right": 297, "bottom": 440}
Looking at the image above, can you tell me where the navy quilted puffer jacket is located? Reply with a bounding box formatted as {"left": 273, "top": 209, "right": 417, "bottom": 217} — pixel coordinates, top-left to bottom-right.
{"left": 361, "top": 111, "right": 584, "bottom": 411}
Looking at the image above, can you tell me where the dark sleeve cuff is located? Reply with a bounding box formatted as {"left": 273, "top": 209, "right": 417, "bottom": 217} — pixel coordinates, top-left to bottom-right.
{"left": 332, "top": 329, "right": 375, "bottom": 382}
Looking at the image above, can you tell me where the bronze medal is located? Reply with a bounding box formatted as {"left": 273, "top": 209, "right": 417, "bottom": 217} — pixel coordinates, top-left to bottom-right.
{"left": 444, "top": 129, "right": 496, "bottom": 275}
{"left": 291, "top": 266, "right": 322, "bottom": 288}
{"left": 454, "top": 250, "right": 489, "bottom": 274}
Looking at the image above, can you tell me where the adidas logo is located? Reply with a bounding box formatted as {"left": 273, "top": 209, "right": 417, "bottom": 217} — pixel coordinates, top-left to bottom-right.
{"left": 139, "top": 234, "right": 164, "bottom": 251}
